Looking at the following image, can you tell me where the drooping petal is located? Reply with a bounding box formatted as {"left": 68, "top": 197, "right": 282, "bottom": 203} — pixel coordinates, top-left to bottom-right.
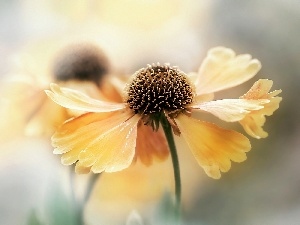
{"left": 53, "top": 111, "right": 128, "bottom": 167}
{"left": 195, "top": 47, "right": 261, "bottom": 95}
{"left": 53, "top": 111, "right": 117, "bottom": 139}
{"left": 239, "top": 79, "right": 282, "bottom": 138}
{"left": 134, "top": 123, "right": 169, "bottom": 166}
{"left": 45, "top": 83, "right": 126, "bottom": 112}
{"left": 52, "top": 112, "right": 119, "bottom": 153}
{"left": 191, "top": 98, "right": 269, "bottom": 122}
{"left": 84, "top": 114, "right": 140, "bottom": 173}
{"left": 175, "top": 114, "right": 251, "bottom": 179}
{"left": 52, "top": 109, "right": 138, "bottom": 173}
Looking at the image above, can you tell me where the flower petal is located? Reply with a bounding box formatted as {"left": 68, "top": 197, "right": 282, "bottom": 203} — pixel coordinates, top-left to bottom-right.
{"left": 239, "top": 79, "right": 282, "bottom": 138}
{"left": 175, "top": 114, "right": 251, "bottom": 179}
{"left": 88, "top": 115, "right": 140, "bottom": 173}
{"left": 67, "top": 111, "right": 140, "bottom": 173}
{"left": 193, "top": 93, "right": 215, "bottom": 104}
{"left": 101, "top": 76, "right": 127, "bottom": 103}
{"left": 52, "top": 109, "right": 135, "bottom": 169}
{"left": 195, "top": 47, "right": 261, "bottom": 95}
{"left": 53, "top": 111, "right": 117, "bottom": 139}
{"left": 45, "top": 83, "right": 126, "bottom": 112}
{"left": 52, "top": 112, "right": 119, "bottom": 154}
{"left": 134, "top": 123, "right": 169, "bottom": 166}
{"left": 75, "top": 163, "right": 91, "bottom": 174}
{"left": 191, "top": 98, "right": 269, "bottom": 122}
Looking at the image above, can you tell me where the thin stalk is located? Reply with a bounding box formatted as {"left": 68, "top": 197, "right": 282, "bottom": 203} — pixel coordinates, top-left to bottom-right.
{"left": 69, "top": 167, "right": 100, "bottom": 225}
{"left": 161, "top": 115, "right": 181, "bottom": 219}
{"left": 69, "top": 166, "right": 76, "bottom": 206}
{"left": 68, "top": 167, "right": 83, "bottom": 225}
{"left": 78, "top": 173, "right": 101, "bottom": 225}
{"left": 83, "top": 173, "right": 100, "bottom": 204}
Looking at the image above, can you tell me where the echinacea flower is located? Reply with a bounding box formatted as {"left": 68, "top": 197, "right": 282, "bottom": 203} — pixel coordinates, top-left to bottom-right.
{"left": 46, "top": 47, "right": 282, "bottom": 179}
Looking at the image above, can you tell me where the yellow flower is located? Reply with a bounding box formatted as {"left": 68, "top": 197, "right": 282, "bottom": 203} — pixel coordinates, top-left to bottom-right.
{"left": 46, "top": 47, "right": 282, "bottom": 179}
{"left": 0, "top": 43, "right": 122, "bottom": 140}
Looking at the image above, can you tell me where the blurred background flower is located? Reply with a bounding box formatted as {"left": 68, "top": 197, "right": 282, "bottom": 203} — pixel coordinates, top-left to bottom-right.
{"left": 0, "top": 0, "right": 299, "bottom": 224}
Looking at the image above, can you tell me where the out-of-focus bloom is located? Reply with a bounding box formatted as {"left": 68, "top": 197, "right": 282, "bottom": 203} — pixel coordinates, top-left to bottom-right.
{"left": 0, "top": 43, "right": 122, "bottom": 140}
{"left": 46, "top": 47, "right": 282, "bottom": 179}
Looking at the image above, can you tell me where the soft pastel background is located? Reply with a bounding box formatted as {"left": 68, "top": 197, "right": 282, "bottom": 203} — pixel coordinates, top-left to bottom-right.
{"left": 0, "top": 0, "right": 299, "bottom": 224}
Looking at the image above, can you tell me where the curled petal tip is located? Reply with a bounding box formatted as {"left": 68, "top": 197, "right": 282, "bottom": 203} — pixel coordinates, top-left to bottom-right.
{"left": 240, "top": 79, "right": 282, "bottom": 138}
{"left": 196, "top": 47, "right": 262, "bottom": 95}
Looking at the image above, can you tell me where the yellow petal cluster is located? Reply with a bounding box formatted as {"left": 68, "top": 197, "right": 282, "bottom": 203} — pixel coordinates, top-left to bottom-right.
{"left": 46, "top": 47, "right": 282, "bottom": 179}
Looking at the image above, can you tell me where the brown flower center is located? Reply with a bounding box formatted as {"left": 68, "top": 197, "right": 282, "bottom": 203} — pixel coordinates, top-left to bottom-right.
{"left": 52, "top": 44, "right": 110, "bottom": 85}
{"left": 126, "top": 63, "right": 194, "bottom": 116}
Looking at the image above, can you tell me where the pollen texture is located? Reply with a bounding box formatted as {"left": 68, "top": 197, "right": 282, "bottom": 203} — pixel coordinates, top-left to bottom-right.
{"left": 126, "top": 63, "right": 194, "bottom": 115}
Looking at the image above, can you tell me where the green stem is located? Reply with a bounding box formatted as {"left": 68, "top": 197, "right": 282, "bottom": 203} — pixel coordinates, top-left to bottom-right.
{"left": 161, "top": 114, "right": 181, "bottom": 218}
{"left": 68, "top": 167, "right": 83, "bottom": 225}
{"left": 69, "top": 167, "right": 100, "bottom": 225}
{"left": 69, "top": 166, "right": 76, "bottom": 205}
{"left": 83, "top": 173, "right": 100, "bottom": 204}
{"left": 78, "top": 173, "right": 101, "bottom": 225}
